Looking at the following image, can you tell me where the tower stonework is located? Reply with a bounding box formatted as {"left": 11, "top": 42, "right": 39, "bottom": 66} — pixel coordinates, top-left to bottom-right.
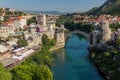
{"left": 55, "top": 28, "right": 65, "bottom": 46}
{"left": 36, "top": 14, "right": 46, "bottom": 26}
{"left": 50, "top": 27, "right": 65, "bottom": 51}
{"left": 100, "top": 20, "right": 111, "bottom": 42}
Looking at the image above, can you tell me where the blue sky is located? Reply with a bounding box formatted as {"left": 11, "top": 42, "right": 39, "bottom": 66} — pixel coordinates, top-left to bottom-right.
{"left": 0, "top": 0, "right": 106, "bottom": 12}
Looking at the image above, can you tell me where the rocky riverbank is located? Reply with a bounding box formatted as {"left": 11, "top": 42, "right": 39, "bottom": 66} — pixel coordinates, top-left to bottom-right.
{"left": 88, "top": 46, "right": 120, "bottom": 80}
{"left": 50, "top": 45, "right": 64, "bottom": 51}
{"left": 89, "top": 55, "right": 111, "bottom": 80}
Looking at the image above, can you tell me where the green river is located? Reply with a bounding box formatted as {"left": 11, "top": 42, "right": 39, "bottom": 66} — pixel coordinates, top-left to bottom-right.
{"left": 52, "top": 34, "right": 103, "bottom": 80}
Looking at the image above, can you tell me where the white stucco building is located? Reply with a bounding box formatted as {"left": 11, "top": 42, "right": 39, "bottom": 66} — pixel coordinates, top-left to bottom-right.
{"left": 13, "top": 18, "right": 27, "bottom": 29}
{"left": 0, "top": 26, "right": 15, "bottom": 38}
{"left": 0, "top": 16, "right": 4, "bottom": 21}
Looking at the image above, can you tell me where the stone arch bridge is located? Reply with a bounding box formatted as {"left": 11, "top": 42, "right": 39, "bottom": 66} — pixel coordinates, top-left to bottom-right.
{"left": 68, "top": 30, "right": 90, "bottom": 42}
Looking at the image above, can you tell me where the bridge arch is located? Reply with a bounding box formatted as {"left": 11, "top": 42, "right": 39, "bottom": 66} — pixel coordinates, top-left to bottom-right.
{"left": 69, "top": 30, "right": 90, "bottom": 42}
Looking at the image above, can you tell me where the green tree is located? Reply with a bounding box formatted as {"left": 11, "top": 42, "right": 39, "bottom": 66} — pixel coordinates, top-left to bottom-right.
{"left": 115, "top": 39, "right": 120, "bottom": 48}
{"left": 42, "top": 34, "right": 56, "bottom": 49}
{"left": 27, "top": 17, "right": 37, "bottom": 25}
{"left": 33, "top": 65, "right": 53, "bottom": 80}
{"left": 6, "top": 36, "right": 12, "bottom": 41}
{"left": 56, "top": 15, "right": 73, "bottom": 27}
{"left": 0, "top": 64, "right": 12, "bottom": 80}
{"left": 11, "top": 64, "right": 35, "bottom": 80}
{"left": 17, "top": 39, "right": 28, "bottom": 47}
{"left": 0, "top": 36, "right": 3, "bottom": 44}
{"left": 110, "top": 23, "right": 120, "bottom": 31}
{"left": 32, "top": 47, "right": 53, "bottom": 66}
{"left": 5, "top": 11, "right": 13, "bottom": 15}
{"left": 0, "top": 20, "right": 2, "bottom": 26}
{"left": 64, "top": 21, "right": 94, "bottom": 33}
{"left": 11, "top": 49, "right": 53, "bottom": 80}
{"left": 11, "top": 34, "right": 54, "bottom": 80}
{"left": 49, "top": 39, "right": 56, "bottom": 47}
{"left": 42, "top": 34, "right": 50, "bottom": 47}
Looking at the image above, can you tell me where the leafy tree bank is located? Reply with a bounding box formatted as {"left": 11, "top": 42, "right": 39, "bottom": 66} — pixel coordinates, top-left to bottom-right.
{"left": 89, "top": 40, "right": 120, "bottom": 80}
{"left": 56, "top": 15, "right": 94, "bottom": 33}
{"left": 64, "top": 22, "right": 94, "bottom": 33}
{"left": 0, "top": 34, "right": 56, "bottom": 80}
{"left": 0, "top": 64, "right": 12, "bottom": 80}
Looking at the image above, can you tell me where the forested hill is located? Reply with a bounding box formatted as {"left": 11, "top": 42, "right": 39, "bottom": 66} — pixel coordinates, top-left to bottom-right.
{"left": 86, "top": 0, "right": 120, "bottom": 16}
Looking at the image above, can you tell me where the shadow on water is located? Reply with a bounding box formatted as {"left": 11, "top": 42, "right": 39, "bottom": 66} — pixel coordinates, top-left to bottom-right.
{"left": 52, "top": 33, "right": 103, "bottom": 80}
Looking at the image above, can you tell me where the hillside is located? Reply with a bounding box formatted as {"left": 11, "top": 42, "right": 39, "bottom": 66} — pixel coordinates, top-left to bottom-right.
{"left": 86, "top": 0, "right": 120, "bottom": 15}
{"left": 0, "top": 8, "right": 27, "bottom": 16}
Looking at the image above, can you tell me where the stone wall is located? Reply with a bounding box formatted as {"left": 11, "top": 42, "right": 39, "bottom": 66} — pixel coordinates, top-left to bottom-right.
{"left": 50, "top": 28, "right": 65, "bottom": 51}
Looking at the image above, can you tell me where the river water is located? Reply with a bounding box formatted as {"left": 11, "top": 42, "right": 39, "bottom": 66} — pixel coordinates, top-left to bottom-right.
{"left": 52, "top": 34, "right": 103, "bottom": 80}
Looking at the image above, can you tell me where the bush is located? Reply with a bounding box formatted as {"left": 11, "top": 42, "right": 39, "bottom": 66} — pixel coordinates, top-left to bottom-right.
{"left": 17, "top": 39, "right": 28, "bottom": 47}
{"left": 0, "top": 64, "right": 12, "bottom": 80}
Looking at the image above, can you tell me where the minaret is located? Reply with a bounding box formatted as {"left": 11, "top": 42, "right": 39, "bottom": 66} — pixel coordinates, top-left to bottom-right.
{"left": 43, "top": 14, "right": 46, "bottom": 26}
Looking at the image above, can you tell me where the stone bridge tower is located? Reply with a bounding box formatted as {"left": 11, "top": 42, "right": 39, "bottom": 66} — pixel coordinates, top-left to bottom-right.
{"left": 55, "top": 28, "right": 65, "bottom": 46}
{"left": 100, "top": 20, "right": 112, "bottom": 43}
{"left": 36, "top": 14, "right": 46, "bottom": 26}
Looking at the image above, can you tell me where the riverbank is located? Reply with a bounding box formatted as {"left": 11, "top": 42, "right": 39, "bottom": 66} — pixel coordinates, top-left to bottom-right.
{"left": 10, "top": 46, "right": 54, "bottom": 80}
{"left": 0, "top": 34, "right": 57, "bottom": 80}
{"left": 88, "top": 53, "right": 111, "bottom": 80}
{"left": 0, "top": 45, "right": 54, "bottom": 80}
{"left": 91, "top": 59, "right": 110, "bottom": 80}
{"left": 88, "top": 46, "right": 120, "bottom": 80}
{"left": 89, "top": 54, "right": 111, "bottom": 80}
{"left": 50, "top": 45, "right": 64, "bottom": 51}
{"left": 88, "top": 46, "right": 110, "bottom": 80}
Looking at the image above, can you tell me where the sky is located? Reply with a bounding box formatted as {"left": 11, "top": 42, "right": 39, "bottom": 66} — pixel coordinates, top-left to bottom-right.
{"left": 0, "top": 0, "right": 106, "bottom": 12}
